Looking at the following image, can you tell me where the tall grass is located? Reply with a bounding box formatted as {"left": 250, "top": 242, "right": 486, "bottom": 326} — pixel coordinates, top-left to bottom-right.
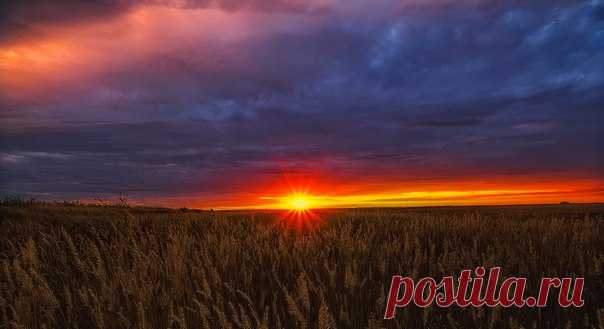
{"left": 1, "top": 204, "right": 603, "bottom": 329}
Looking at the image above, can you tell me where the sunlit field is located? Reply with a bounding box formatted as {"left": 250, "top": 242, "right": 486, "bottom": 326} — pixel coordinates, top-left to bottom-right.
{"left": 1, "top": 202, "right": 603, "bottom": 329}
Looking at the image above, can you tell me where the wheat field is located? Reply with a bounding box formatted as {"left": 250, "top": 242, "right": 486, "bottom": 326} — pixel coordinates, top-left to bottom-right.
{"left": 1, "top": 202, "right": 603, "bottom": 329}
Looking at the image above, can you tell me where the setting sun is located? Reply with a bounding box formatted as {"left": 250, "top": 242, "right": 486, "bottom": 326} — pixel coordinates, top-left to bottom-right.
{"left": 283, "top": 193, "right": 314, "bottom": 211}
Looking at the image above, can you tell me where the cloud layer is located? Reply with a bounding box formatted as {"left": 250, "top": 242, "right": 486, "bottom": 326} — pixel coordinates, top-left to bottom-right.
{"left": 1, "top": 0, "right": 603, "bottom": 207}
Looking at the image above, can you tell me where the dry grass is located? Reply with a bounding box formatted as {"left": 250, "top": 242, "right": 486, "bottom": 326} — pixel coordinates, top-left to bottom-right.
{"left": 1, "top": 203, "right": 603, "bottom": 329}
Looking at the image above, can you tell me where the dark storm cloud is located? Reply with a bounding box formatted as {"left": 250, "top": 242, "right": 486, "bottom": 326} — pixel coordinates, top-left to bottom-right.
{"left": 0, "top": 0, "right": 590, "bottom": 44}
{"left": 1, "top": 0, "right": 603, "bottom": 202}
{"left": 0, "top": 0, "right": 330, "bottom": 43}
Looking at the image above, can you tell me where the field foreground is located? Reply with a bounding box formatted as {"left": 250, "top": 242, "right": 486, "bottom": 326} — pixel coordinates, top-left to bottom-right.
{"left": 1, "top": 204, "right": 603, "bottom": 329}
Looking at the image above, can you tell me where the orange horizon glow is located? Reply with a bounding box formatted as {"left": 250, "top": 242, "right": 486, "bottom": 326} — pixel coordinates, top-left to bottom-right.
{"left": 244, "top": 189, "right": 602, "bottom": 210}
{"left": 164, "top": 175, "right": 603, "bottom": 210}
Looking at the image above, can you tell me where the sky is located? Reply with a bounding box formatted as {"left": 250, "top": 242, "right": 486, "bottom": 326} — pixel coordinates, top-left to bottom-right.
{"left": 0, "top": 0, "right": 603, "bottom": 209}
